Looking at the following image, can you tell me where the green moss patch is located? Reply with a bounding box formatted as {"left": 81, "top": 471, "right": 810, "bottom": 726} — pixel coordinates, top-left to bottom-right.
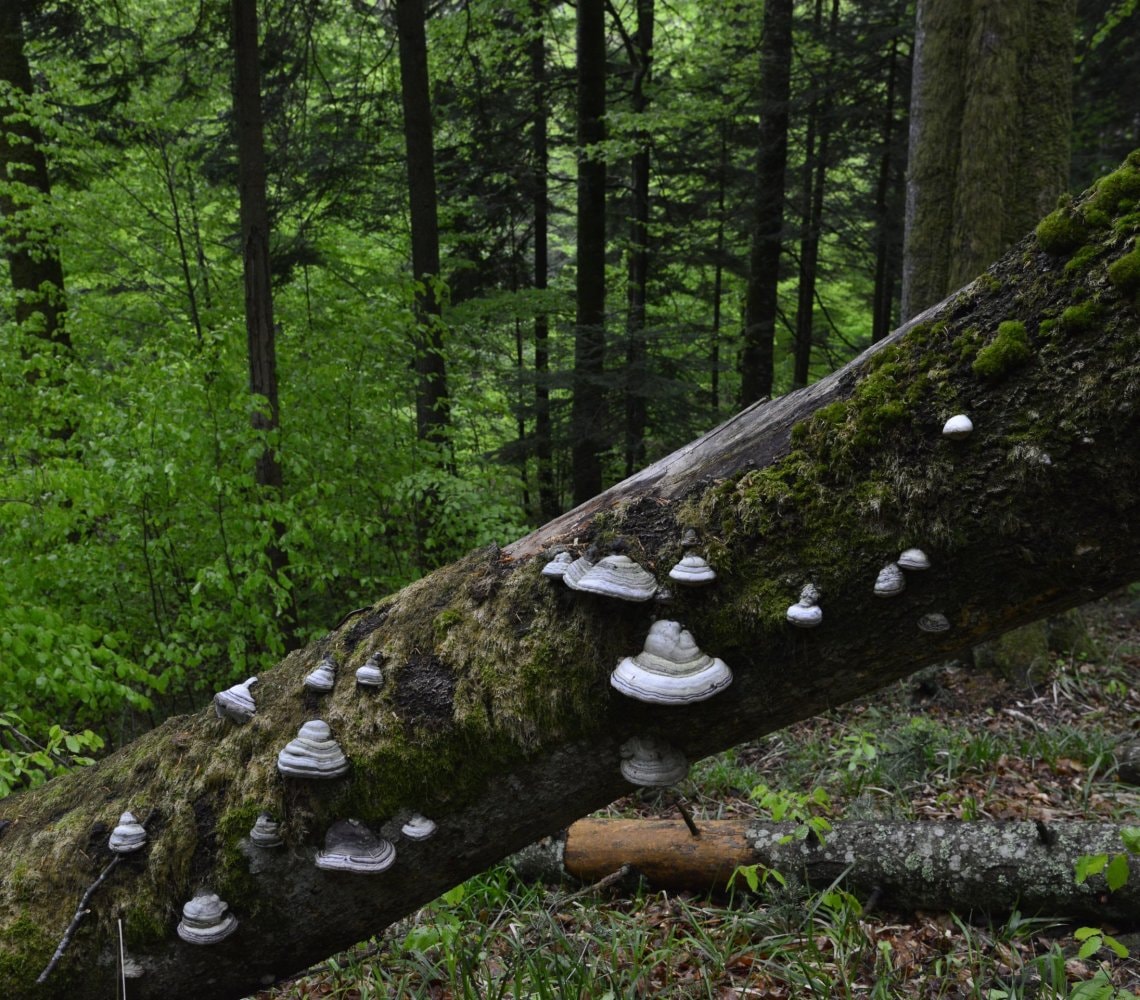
{"left": 972, "top": 321, "right": 1031, "bottom": 380}
{"left": 1035, "top": 207, "right": 1086, "bottom": 255}
{"left": 1058, "top": 300, "right": 1104, "bottom": 335}
{"left": 1107, "top": 244, "right": 1140, "bottom": 303}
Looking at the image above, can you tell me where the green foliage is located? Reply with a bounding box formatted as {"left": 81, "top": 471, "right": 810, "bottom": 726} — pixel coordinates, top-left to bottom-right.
{"left": 971, "top": 320, "right": 1031, "bottom": 379}
{"left": 749, "top": 782, "right": 833, "bottom": 844}
{"left": 0, "top": 711, "right": 103, "bottom": 797}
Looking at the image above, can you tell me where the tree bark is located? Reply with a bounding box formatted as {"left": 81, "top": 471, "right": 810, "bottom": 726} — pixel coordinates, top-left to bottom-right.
{"left": 740, "top": 0, "right": 793, "bottom": 405}
{"left": 3, "top": 157, "right": 1140, "bottom": 999}
{"left": 396, "top": 0, "right": 450, "bottom": 449}
{"left": 901, "top": 0, "right": 1075, "bottom": 320}
{"left": 571, "top": 0, "right": 607, "bottom": 504}
{"left": 514, "top": 817, "right": 1140, "bottom": 923}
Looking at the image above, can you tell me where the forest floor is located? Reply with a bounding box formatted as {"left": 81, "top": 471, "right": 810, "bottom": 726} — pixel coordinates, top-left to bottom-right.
{"left": 258, "top": 590, "right": 1140, "bottom": 999}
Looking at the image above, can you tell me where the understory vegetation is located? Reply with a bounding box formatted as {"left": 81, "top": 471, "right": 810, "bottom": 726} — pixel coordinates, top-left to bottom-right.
{"left": 257, "top": 595, "right": 1140, "bottom": 999}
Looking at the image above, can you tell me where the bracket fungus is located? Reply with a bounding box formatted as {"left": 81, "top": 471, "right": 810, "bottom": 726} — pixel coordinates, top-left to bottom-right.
{"left": 248, "top": 813, "right": 284, "bottom": 848}
{"left": 541, "top": 550, "right": 573, "bottom": 578}
{"left": 400, "top": 814, "right": 437, "bottom": 841}
{"left": 562, "top": 547, "right": 598, "bottom": 591}
{"left": 918, "top": 612, "right": 951, "bottom": 633}
{"left": 176, "top": 891, "right": 238, "bottom": 945}
{"left": 785, "top": 583, "right": 823, "bottom": 628}
{"left": 942, "top": 414, "right": 974, "bottom": 439}
{"left": 213, "top": 676, "right": 258, "bottom": 725}
{"left": 303, "top": 655, "right": 337, "bottom": 693}
{"left": 277, "top": 720, "right": 350, "bottom": 779}
{"left": 873, "top": 562, "right": 906, "bottom": 598}
{"left": 898, "top": 548, "right": 931, "bottom": 571}
{"left": 611, "top": 620, "right": 732, "bottom": 704}
{"left": 355, "top": 653, "right": 384, "bottom": 688}
{"left": 668, "top": 553, "right": 717, "bottom": 586}
{"left": 108, "top": 811, "right": 147, "bottom": 854}
{"left": 620, "top": 735, "right": 690, "bottom": 787}
{"left": 679, "top": 527, "right": 700, "bottom": 550}
{"left": 316, "top": 819, "right": 397, "bottom": 873}
{"left": 575, "top": 554, "right": 658, "bottom": 601}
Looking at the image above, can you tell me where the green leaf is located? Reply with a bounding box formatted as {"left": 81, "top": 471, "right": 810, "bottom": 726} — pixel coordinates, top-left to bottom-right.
{"left": 1075, "top": 853, "right": 1108, "bottom": 883}
{"left": 1106, "top": 852, "right": 1130, "bottom": 891}
{"left": 1121, "top": 826, "right": 1140, "bottom": 855}
{"left": 1077, "top": 934, "right": 1103, "bottom": 959}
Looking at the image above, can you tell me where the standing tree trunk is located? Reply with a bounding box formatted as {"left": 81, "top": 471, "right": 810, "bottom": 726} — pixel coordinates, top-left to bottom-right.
{"left": 871, "top": 24, "right": 908, "bottom": 343}
{"left": 623, "top": 0, "right": 654, "bottom": 477}
{"left": 792, "top": 0, "right": 839, "bottom": 389}
{"left": 396, "top": 0, "right": 450, "bottom": 449}
{"left": 531, "top": 0, "right": 557, "bottom": 520}
{"left": 901, "top": 0, "right": 1075, "bottom": 319}
{"left": 4, "top": 155, "right": 1140, "bottom": 1000}
{"left": 571, "top": 0, "right": 607, "bottom": 504}
{"left": 739, "top": 0, "right": 793, "bottom": 405}
{"left": 0, "top": 0, "right": 72, "bottom": 441}
{"left": 231, "top": 0, "right": 293, "bottom": 634}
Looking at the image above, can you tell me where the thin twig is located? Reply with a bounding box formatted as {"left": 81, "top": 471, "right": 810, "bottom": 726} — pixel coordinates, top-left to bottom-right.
{"left": 549, "top": 864, "right": 633, "bottom": 908}
{"left": 36, "top": 856, "right": 122, "bottom": 984}
{"left": 675, "top": 796, "right": 701, "bottom": 838}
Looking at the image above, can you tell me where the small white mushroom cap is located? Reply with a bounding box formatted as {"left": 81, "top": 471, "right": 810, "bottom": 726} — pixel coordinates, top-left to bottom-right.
{"left": 355, "top": 653, "right": 384, "bottom": 687}
{"left": 248, "top": 813, "right": 283, "bottom": 848}
{"left": 873, "top": 562, "right": 906, "bottom": 597}
{"left": 303, "top": 656, "right": 337, "bottom": 693}
{"left": 620, "top": 736, "right": 689, "bottom": 787}
{"left": 786, "top": 584, "right": 823, "bottom": 628}
{"left": 316, "top": 819, "right": 396, "bottom": 873}
{"left": 575, "top": 554, "right": 658, "bottom": 601}
{"left": 610, "top": 620, "right": 732, "bottom": 704}
{"left": 942, "top": 414, "right": 974, "bottom": 439}
{"left": 108, "top": 811, "right": 147, "bottom": 854}
{"left": 918, "top": 612, "right": 951, "bottom": 633}
{"left": 541, "top": 551, "right": 573, "bottom": 578}
{"left": 277, "top": 720, "right": 350, "bottom": 779}
{"left": 897, "top": 548, "right": 931, "bottom": 571}
{"left": 562, "top": 551, "right": 597, "bottom": 591}
{"left": 400, "top": 814, "right": 437, "bottom": 841}
{"left": 213, "top": 676, "right": 258, "bottom": 725}
{"left": 668, "top": 553, "right": 717, "bottom": 586}
{"left": 176, "top": 891, "right": 238, "bottom": 945}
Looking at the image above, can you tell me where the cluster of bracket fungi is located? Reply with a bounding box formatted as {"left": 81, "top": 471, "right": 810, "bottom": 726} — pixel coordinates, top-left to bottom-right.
{"left": 75, "top": 410, "right": 975, "bottom": 959}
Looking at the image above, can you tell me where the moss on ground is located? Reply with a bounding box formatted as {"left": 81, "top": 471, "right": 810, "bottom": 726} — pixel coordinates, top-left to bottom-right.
{"left": 1107, "top": 244, "right": 1140, "bottom": 302}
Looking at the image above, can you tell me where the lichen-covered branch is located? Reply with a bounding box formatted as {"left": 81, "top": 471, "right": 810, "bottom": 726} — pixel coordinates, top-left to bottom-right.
{"left": 2, "top": 153, "right": 1140, "bottom": 1000}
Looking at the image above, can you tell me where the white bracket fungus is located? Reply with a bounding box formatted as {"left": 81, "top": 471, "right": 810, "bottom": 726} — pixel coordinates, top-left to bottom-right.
{"left": 575, "top": 554, "right": 658, "bottom": 601}
{"left": 108, "top": 812, "right": 147, "bottom": 854}
{"left": 668, "top": 553, "right": 717, "bottom": 586}
{"left": 176, "top": 891, "right": 238, "bottom": 945}
{"left": 277, "top": 720, "right": 350, "bottom": 779}
{"left": 316, "top": 819, "right": 397, "bottom": 873}
{"left": 620, "top": 735, "right": 690, "bottom": 787}
{"left": 611, "top": 620, "right": 732, "bottom": 704}
{"left": 785, "top": 583, "right": 823, "bottom": 628}
{"left": 561, "top": 548, "right": 598, "bottom": 591}
{"left": 213, "top": 676, "right": 258, "bottom": 725}
{"left": 942, "top": 414, "right": 974, "bottom": 439}
{"left": 897, "top": 548, "right": 931, "bottom": 571}
{"left": 873, "top": 562, "right": 906, "bottom": 597}
{"left": 400, "top": 814, "right": 437, "bottom": 841}
{"left": 248, "top": 813, "right": 284, "bottom": 848}
{"left": 355, "top": 653, "right": 384, "bottom": 688}
{"left": 303, "top": 655, "right": 337, "bottom": 693}
{"left": 541, "top": 551, "right": 573, "bottom": 578}
{"left": 918, "top": 612, "right": 951, "bottom": 633}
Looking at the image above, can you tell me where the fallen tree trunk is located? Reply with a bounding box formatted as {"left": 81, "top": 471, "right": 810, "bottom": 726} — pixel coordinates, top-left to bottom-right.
{"left": 512, "top": 817, "right": 1140, "bottom": 923}
{"left": 2, "top": 154, "right": 1140, "bottom": 999}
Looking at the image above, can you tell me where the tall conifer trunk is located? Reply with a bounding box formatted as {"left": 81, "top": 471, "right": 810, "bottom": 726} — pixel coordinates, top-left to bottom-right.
{"left": 739, "top": 0, "right": 792, "bottom": 405}
{"left": 571, "top": 0, "right": 607, "bottom": 504}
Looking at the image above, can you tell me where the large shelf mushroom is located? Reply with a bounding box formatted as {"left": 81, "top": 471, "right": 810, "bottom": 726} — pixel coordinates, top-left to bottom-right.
{"left": 610, "top": 620, "right": 732, "bottom": 705}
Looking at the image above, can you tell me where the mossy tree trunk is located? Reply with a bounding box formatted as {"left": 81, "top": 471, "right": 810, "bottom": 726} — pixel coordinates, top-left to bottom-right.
{"left": 3, "top": 155, "right": 1140, "bottom": 1000}
{"left": 901, "top": 0, "right": 1075, "bottom": 320}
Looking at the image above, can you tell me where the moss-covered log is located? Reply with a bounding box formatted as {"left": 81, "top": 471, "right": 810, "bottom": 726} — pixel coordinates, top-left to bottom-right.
{"left": 514, "top": 817, "right": 1140, "bottom": 923}
{"left": 3, "top": 153, "right": 1140, "bottom": 999}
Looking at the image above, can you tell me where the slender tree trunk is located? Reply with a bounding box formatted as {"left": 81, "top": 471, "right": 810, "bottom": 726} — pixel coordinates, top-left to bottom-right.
{"left": 571, "top": 0, "right": 607, "bottom": 504}
{"left": 710, "top": 124, "right": 728, "bottom": 417}
{"left": 5, "top": 156, "right": 1140, "bottom": 1000}
{"left": 396, "top": 0, "right": 450, "bottom": 449}
{"left": 792, "top": 0, "right": 839, "bottom": 390}
{"left": 0, "top": 0, "right": 72, "bottom": 442}
{"left": 531, "top": 0, "right": 557, "bottom": 519}
{"left": 871, "top": 29, "right": 907, "bottom": 344}
{"left": 624, "top": 0, "right": 653, "bottom": 478}
{"left": 231, "top": 0, "right": 293, "bottom": 635}
{"left": 740, "top": 0, "right": 793, "bottom": 405}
